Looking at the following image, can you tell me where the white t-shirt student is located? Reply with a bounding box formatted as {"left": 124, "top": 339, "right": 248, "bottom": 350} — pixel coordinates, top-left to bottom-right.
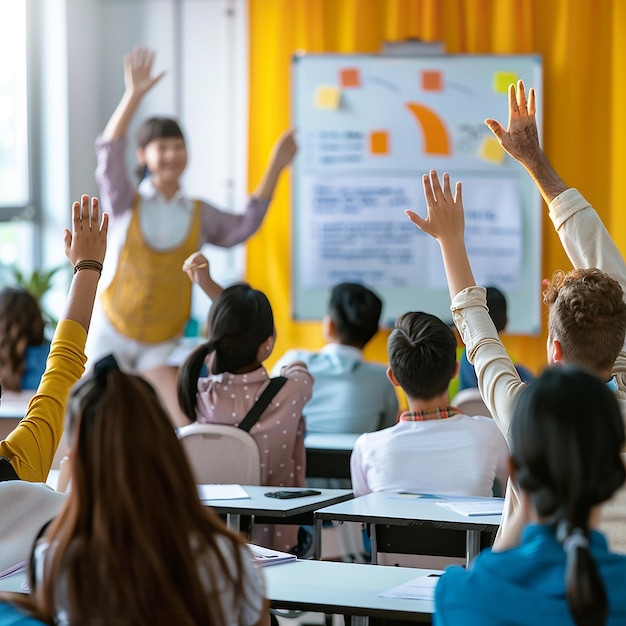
{"left": 350, "top": 411, "right": 509, "bottom": 497}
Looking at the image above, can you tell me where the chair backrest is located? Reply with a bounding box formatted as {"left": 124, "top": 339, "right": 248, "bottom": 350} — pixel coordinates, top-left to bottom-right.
{"left": 451, "top": 387, "right": 492, "bottom": 418}
{"left": 177, "top": 423, "right": 261, "bottom": 485}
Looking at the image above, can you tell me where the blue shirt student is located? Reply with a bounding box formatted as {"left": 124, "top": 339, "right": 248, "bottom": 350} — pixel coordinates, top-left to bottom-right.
{"left": 434, "top": 524, "right": 626, "bottom": 626}
{"left": 272, "top": 344, "right": 398, "bottom": 434}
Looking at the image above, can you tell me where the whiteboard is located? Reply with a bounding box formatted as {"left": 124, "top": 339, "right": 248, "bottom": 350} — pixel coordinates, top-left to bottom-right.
{"left": 291, "top": 54, "right": 543, "bottom": 334}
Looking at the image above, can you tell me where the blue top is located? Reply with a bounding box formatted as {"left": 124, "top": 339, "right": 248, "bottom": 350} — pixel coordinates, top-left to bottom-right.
{"left": 271, "top": 344, "right": 398, "bottom": 434}
{"left": 21, "top": 342, "right": 50, "bottom": 390}
{"left": 0, "top": 604, "right": 45, "bottom": 626}
{"left": 434, "top": 524, "right": 626, "bottom": 625}
{"left": 458, "top": 347, "right": 535, "bottom": 391}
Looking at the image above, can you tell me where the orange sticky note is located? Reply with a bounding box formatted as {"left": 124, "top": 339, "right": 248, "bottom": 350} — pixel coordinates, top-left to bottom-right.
{"left": 422, "top": 70, "right": 443, "bottom": 91}
{"left": 370, "top": 131, "right": 389, "bottom": 155}
{"left": 340, "top": 68, "right": 361, "bottom": 88}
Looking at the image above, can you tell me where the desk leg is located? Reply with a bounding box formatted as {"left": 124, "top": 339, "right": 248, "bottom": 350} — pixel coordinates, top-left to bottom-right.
{"left": 370, "top": 524, "right": 378, "bottom": 565}
{"left": 314, "top": 517, "right": 323, "bottom": 560}
{"left": 226, "top": 513, "right": 241, "bottom": 533}
{"left": 466, "top": 530, "right": 480, "bottom": 567}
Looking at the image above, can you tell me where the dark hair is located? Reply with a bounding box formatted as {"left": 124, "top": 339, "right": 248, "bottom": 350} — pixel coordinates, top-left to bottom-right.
{"left": 486, "top": 286, "right": 507, "bottom": 333}
{"left": 328, "top": 283, "right": 382, "bottom": 347}
{"left": 33, "top": 358, "right": 250, "bottom": 625}
{"left": 511, "top": 365, "right": 626, "bottom": 626}
{"left": 387, "top": 311, "right": 457, "bottom": 400}
{"left": 135, "top": 117, "right": 185, "bottom": 181}
{"left": 543, "top": 268, "right": 626, "bottom": 373}
{"left": 0, "top": 287, "right": 45, "bottom": 391}
{"left": 177, "top": 283, "right": 274, "bottom": 420}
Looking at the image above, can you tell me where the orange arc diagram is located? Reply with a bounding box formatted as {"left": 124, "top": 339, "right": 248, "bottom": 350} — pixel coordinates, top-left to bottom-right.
{"left": 405, "top": 103, "right": 451, "bottom": 156}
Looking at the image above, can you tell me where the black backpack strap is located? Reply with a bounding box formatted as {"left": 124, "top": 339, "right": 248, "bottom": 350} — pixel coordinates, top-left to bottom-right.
{"left": 0, "top": 457, "right": 20, "bottom": 482}
{"left": 238, "top": 377, "right": 288, "bottom": 433}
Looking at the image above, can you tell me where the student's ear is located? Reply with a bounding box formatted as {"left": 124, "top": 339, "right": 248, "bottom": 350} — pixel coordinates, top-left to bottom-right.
{"left": 322, "top": 315, "right": 337, "bottom": 342}
{"left": 136, "top": 147, "right": 147, "bottom": 166}
{"left": 386, "top": 367, "right": 401, "bottom": 388}
{"left": 257, "top": 335, "right": 275, "bottom": 362}
{"left": 549, "top": 338, "right": 563, "bottom": 364}
{"left": 451, "top": 361, "right": 460, "bottom": 379}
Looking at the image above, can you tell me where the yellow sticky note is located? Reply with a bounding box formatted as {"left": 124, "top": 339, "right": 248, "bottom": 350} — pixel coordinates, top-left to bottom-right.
{"left": 315, "top": 85, "right": 341, "bottom": 110}
{"left": 493, "top": 71, "right": 518, "bottom": 94}
{"left": 478, "top": 136, "right": 505, "bottom": 164}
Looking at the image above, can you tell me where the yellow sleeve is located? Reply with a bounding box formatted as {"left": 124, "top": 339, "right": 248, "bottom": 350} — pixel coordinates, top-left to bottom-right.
{"left": 0, "top": 320, "right": 87, "bottom": 482}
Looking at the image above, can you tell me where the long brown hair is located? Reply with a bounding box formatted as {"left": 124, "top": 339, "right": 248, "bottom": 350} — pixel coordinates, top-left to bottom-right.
{"left": 33, "top": 358, "right": 252, "bottom": 625}
{"left": 0, "top": 287, "right": 45, "bottom": 391}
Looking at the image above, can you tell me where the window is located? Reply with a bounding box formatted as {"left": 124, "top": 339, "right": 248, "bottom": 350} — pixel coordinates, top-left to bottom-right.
{"left": 0, "top": 0, "right": 29, "bottom": 210}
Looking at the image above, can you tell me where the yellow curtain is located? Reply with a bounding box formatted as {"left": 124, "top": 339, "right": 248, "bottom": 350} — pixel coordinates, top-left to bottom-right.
{"left": 247, "top": 0, "right": 621, "bottom": 379}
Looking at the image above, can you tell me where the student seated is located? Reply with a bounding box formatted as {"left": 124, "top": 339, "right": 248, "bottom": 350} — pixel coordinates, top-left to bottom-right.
{"left": 350, "top": 311, "right": 508, "bottom": 498}
{"left": 177, "top": 252, "right": 312, "bottom": 552}
{"left": 0, "top": 287, "right": 51, "bottom": 392}
{"left": 458, "top": 285, "right": 535, "bottom": 391}
{"left": 272, "top": 282, "right": 398, "bottom": 434}
{"left": 2, "top": 355, "right": 268, "bottom": 626}
{"left": 434, "top": 366, "right": 626, "bottom": 625}
{"left": 407, "top": 81, "right": 626, "bottom": 552}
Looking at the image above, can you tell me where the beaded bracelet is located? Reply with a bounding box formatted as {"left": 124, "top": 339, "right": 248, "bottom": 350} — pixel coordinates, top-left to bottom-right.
{"left": 74, "top": 260, "right": 103, "bottom": 275}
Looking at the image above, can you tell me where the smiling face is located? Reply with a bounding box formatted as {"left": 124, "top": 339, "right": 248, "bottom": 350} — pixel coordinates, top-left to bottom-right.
{"left": 137, "top": 136, "right": 188, "bottom": 187}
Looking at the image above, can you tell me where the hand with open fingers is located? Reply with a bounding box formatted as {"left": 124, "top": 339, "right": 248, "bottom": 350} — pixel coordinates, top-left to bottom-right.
{"left": 405, "top": 171, "right": 465, "bottom": 245}
{"left": 64, "top": 195, "right": 109, "bottom": 267}
{"left": 270, "top": 128, "right": 298, "bottom": 171}
{"left": 182, "top": 252, "right": 211, "bottom": 285}
{"left": 484, "top": 80, "right": 541, "bottom": 164}
{"left": 123, "top": 46, "right": 166, "bottom": 98}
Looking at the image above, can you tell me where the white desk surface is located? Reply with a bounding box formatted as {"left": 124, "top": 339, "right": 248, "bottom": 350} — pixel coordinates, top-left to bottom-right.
{"left": 0, "top": 390, "right": 34, "bottom": 419}
{"left": 315, "top": 492, "right": 502, "bottom": 531}
{"left": 304, "top": 433, "right": 360, "bottom": 451}
{"left": 266, "top": 559, "right": 434, "bottom": 621}
{"left": 200, "top": 485, "right": 353, "bottom": 518}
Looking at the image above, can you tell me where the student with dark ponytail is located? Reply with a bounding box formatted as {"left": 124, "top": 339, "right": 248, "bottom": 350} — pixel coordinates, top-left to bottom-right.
{"left": 178, "top": 252, "right": 313, "bottom": 552}
{"left": 434, "top": 365, "right": 626, "bottom": 626}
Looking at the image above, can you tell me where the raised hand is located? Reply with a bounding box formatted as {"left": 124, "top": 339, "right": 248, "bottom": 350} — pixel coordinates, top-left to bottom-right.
{"left": 123, "top": 46, "right": 166, "bottom": 98}
{"left": 406, "top": 170, "right": 465, "bottom": 245}
{"left": 182, "top": 252, "right": 223, "bottom": 301}
{"left": 484, "top": 80, "right": 541, "bottom": 165}
{"left": 269, "top": 128, "right": 298, "bottom": 172}
{"left": 64, "top": 195, "right": 108, "bottom": 267}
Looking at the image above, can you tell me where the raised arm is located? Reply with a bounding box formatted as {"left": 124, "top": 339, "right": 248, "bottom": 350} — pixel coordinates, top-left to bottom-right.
{"left": 252, "top": 128, "right": 298, "bottom": 201}
{"left": 0, "top": 196, "right": 108, "bottom": 482}
{"left": 485, "top": 80, "right": 567, "bottom": 205}
{"left": 406, "top": 171, "right": 475, "bottom": 298}
{"left": 182, "top": 252, "right": 223, "bottom": 302}
{"left": 102, "top": 46, "right": 165, "bottom": 141}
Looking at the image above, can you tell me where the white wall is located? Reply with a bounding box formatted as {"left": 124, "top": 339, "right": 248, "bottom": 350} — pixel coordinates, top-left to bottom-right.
{"left": 35, "top": 0, "right": 248, "bottom": 325}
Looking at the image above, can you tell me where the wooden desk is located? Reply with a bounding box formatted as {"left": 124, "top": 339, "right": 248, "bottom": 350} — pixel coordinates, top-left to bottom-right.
{"left": 314, "top": 492, "right": 502, "bottom": 566}
{"left": 265, "top": 559, "right": 434, "bottom": 623}
{"left": 304, "top": 433, "right": 359, "bottom": 481}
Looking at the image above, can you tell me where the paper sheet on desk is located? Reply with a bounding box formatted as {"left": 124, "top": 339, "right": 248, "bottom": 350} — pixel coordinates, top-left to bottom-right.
{"left": 197, "top": 484, "right": 250, "bottom": 500}
{"left": 379, "top": 572, "right": 443, "bottom": 600}
{"left": 436, "top": 498, "right": 504, "bottom": 516}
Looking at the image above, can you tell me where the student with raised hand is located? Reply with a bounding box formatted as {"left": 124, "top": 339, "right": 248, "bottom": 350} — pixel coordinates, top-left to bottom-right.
{"left": 0, "top": 195, "right": 108, "bottom": 483}
{"left": 0, "top": 195, "right": 107, "bottom": 625}
{"left": 406, "top": 81, "right": 626, "bottom": 553}
{"left": 434, "top": 366, "right": 626, "bottom": 625}
{"left": 89, "top": 46, "right": 297, "bottom": 427}
{"left": 178, "top": 252, "right": 312, "bottom": 552}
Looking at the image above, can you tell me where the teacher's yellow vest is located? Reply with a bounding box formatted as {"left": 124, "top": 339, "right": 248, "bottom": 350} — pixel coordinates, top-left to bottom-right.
{"left": 100, "top": 197, "right": 201, "bottom": 343}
